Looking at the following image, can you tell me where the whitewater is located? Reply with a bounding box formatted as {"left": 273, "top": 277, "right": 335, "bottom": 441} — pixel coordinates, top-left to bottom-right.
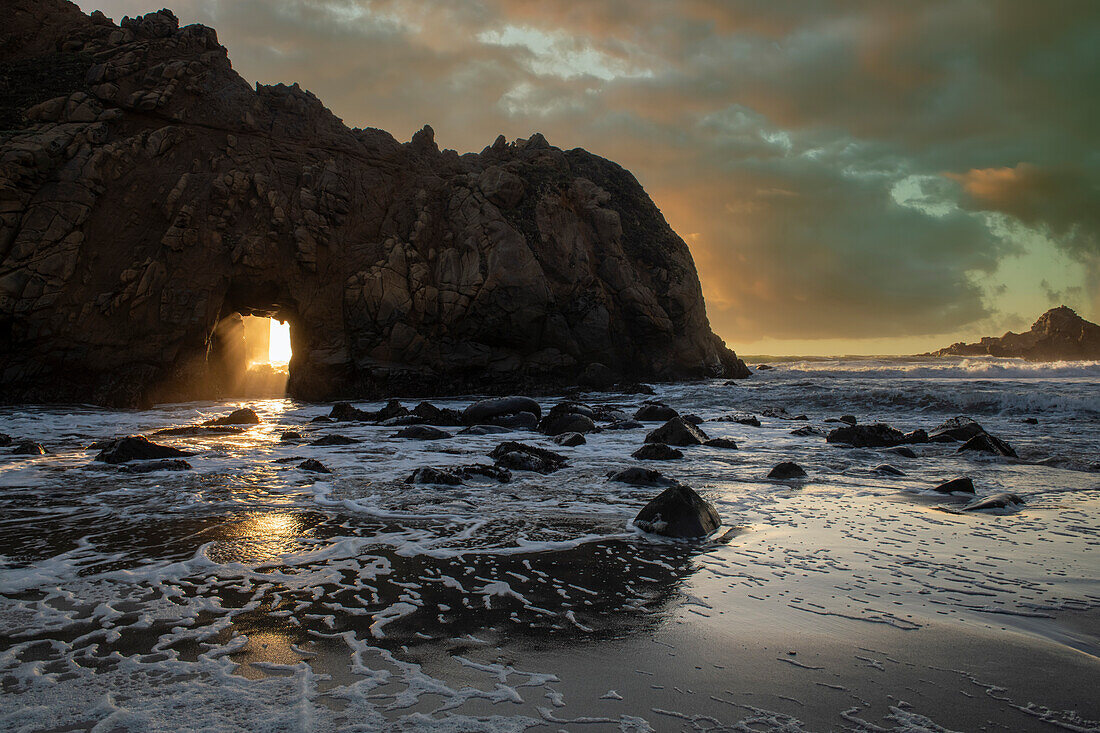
{"left": 0, "top": 356, "right": 1097, "bottom": 731}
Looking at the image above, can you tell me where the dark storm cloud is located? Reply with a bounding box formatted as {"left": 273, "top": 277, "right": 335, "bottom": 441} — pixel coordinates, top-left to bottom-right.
{"left": 83, "top": 0, "right": 1100, "bottom": 343}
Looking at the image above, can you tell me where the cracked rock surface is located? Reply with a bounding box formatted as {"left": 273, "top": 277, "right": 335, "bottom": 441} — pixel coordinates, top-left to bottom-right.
{"left": 0, "top": 1, "right": 748, "bottom": 406}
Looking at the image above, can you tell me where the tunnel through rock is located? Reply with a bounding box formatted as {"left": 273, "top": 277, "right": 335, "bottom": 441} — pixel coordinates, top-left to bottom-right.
{"left": 206, "top": 313, "right": 291, "bottom": 398}
{"left": 200, "top": 282, "right": 300, "bottom": 399}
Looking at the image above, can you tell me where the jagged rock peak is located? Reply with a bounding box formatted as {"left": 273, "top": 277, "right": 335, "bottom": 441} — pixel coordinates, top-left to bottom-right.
{"left": 930, "top": 307, "right": 1100, "bottom": 362}
{"left": 0, "top": 0, "right": 749, "bottom": 407}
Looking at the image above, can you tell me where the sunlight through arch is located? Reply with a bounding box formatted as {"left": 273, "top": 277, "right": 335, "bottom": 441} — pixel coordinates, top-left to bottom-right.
{"left": 269, "top": 319, "right": 291, "bottom": 366}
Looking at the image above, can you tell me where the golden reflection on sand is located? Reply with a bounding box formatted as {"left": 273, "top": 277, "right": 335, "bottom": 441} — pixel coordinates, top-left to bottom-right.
{"left": 209, "top": 510, "right": 310, "bottom": 564}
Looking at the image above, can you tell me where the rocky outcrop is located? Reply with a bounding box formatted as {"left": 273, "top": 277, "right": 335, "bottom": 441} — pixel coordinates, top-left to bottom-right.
{"left": 633, "top": 484, "right": 720, "bottom": 539}
{"left": 929, "top": 307, "right": 1100, "bottom": 361}
{"left": 767, "top": 462, "right": 807, "bottom": 479}
{"left": 94, "top": 435, "right": 192, "bottom": 463}
{"left": 963, "top": 492, "right": 1024, "bottom": 512}
{"left": 644, "top": 417, "right": 708, "bottom": 446}
{"left": 0, "top": 1, "right": 748, "bottom": 407}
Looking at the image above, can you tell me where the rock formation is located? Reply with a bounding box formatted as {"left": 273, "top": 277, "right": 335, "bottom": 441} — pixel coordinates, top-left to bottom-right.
{"left": 0, "top": 1, "right": 748, "bottom": 406}
{"left": 929, "top": 306, "right": 1100, "bottom": 362}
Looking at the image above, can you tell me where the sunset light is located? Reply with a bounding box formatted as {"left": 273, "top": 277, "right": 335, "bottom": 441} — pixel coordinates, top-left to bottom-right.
{"left": 269, "top": 319, "right": 291, "bottom": 366}
{"left": 4, "top": 0, "right": 1097, "bottom": 728}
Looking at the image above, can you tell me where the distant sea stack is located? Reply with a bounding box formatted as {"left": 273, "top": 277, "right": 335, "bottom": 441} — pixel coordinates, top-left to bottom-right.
{"left": 929, "top": 307, "right": 1100, "bottom": 361}
{"left": 0, "top": 2, "right": 748, "bottom": 407}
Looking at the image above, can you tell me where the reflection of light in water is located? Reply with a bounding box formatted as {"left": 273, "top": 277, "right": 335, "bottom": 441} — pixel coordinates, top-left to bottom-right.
{"left": 269, "top": 319, "right": 291, "bottom": 366}
{"left": 249, "top": 397, "right": 291, "bottom": 417}
{"left": 230, "top": 631, "right": 306, "bottom": 680}
{"left": 212, "top": 511, "right": 307, "bottom": 564}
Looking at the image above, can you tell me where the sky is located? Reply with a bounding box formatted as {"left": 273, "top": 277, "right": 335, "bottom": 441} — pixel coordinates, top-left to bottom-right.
{"left": 77, "top": 0, "right": 1100, "bottom": 355}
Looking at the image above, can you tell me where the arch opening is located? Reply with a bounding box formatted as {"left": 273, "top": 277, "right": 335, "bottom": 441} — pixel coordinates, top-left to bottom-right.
{"left": 204, "top": 307, "right": 297, "bottom": 399}
{"left": 194, "top": 279, "right": 304, "bottom": 399}
{"left": 213, "top": 314, "right": 288, "bottom": 398}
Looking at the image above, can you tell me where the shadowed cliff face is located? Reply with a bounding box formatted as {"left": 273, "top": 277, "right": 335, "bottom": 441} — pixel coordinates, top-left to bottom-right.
{"left": 0, "top": 2, "right": 747, "bottom": 406}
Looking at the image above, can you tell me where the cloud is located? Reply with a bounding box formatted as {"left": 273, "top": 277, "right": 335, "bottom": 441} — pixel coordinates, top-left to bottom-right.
{"left": 946, "top": 163, "right": 1100, "bottom": 252}
{"left": 79, "top": 0, "right": 1100, "bottom": 348}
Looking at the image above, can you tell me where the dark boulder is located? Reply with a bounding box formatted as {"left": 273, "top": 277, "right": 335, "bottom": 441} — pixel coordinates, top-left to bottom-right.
{"left": 280, "top": 431, "right": 303, "bottom": 442}
{"left": 644, "top": 417, "right": 709, "bottom": 446}
{"left": 413, "top": 402, "right": 463, "bottom": 426}
{"left": 462, "top": 397, "right": 542, "bottom": 425}
{"left": 12, "top": 440, "right": 47, "bottom": 455}
{"left": 634, "top": 403, "right": 678, "bottom": 422}
{"left": 904, "top": 429, "right": 929, "bottom": 444}
{"left": 755, "top": 364, "right": 774, "bottom": 371}
{"left": 791, "top": 426, "right": 826, "bottom": 437}
{"left": 929, "top": 416, "right": 986, "bottom": 443}
{"left": 888, "top": 446, "right": 918, "bottom": 459}
{"left": 0, "top": 433, "right": 11, "bottom": 446}
{"left": 330, "top": 402, "right": 373, "bottom": 421}
{"left": 310, "top": 434, "right": 358, "bottom": 446}
{"left": 963, "top": 492, "right": 1025, "bottom": 512}
{"left": 632, "top": 443, "right": 684, "bottom": 460}
{"left": 768, "top": 462, "right": 807, "bottom": 479}
{"left": 486, "top": 411, "right": 539, "bottom": 430}
{"left": 606, "top": 420, "right": 644, "bottom": 430}
{"left": 203, "top": 408, "right": 260, "bottom": 426}
{"left": 540, "top": 412, "right": 597, "bottom": 436}
{"left": 704, "top": 438, "right": 738, "bottom": 449}
{"left": 375, "top": 400, "right": 410, "bottom": 422}
{"left": 395, "top": 425, "right": 452, "bottom": 440}
{"left": 826, "top": 423, "right": 906, "bottom": 448}
{"left": 120, "top": 458, "right": 192, "bottom": 473}
{"left": 683, "top": 414, "right": 704, "bottom": 425}
{"left": 406, "top": 467, "right": 462, "bottom": 485}
{"left": 489, "top": 441, "right": 567, "bottom": 474}
{"left": 591, "top": 405, "right": 629, "bottom": 423}
{"left": 458, "top": 425, "right": 512, "bottom": 436}
{"left": 95, "top": 436, "right": 193, "bottom": 464}
{"left": 1023, "top": 417, "right": 1038, "bottom": 425}
{"left": 609, "top": 467, "right": 678, "bottom": 487}
{"left": 718, "top": 412, "right": 760, "bottom": 427}
{"left": 958, "top": 433, "right": 1017, "bottom": 458}
{"left": 330, "top": 400, "right": 408, "bottom": 422}
{"left": 546, "top": 402, "right": 597, "bottom": 420}
{"left": 633, "top": 485, "right": 720, "bottom": 539}
{"left": 311, "top": 416, "right": 335, "bottom": 423}
{"left": 553, "top": 432, "right": 586, "bottom": 447}
{"left": 298, "top": 458, "right": 331, "bottom": 473}
{"left": 873, "top": 464, "right": 905, "bottom": 476}
{"left": 619, "top": 383, "right": 656, "bottom": 395}
{"left": 932, "top": 477, "right": 975, "bottom": 494}
{"left": 455, "top": 464, "right": 512, "bottom": 483}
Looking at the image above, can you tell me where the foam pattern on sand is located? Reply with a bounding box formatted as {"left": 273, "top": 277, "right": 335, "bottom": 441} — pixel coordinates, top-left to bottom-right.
{"left": 1, "top": 360, "right": 1098, "bottom": 730}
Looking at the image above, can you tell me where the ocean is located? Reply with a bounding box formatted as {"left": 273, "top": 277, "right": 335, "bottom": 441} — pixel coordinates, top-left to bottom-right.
{"left": 1, "top": 356, "right": 1097, "bottom": 731}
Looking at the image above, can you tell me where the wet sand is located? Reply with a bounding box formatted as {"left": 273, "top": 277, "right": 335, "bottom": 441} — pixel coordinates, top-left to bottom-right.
{"left": 2, "top": 367, "right": 1099, "bottom": 730}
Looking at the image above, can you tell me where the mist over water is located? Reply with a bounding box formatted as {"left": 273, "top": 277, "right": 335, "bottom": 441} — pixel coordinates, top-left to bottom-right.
{"left": 1, "top": 356, "right": 1097, "bottom": 731}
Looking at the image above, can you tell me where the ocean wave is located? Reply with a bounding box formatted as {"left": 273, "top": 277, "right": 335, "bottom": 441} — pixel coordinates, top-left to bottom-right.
{"left": 747, "top": 384, "right": 1100, "bottom": 417}
{"left": 705, "top": 373, "right": 1100, "bottom": 418}
{"left": 749, "top": 356, "right": 1100, "bottom": 380}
